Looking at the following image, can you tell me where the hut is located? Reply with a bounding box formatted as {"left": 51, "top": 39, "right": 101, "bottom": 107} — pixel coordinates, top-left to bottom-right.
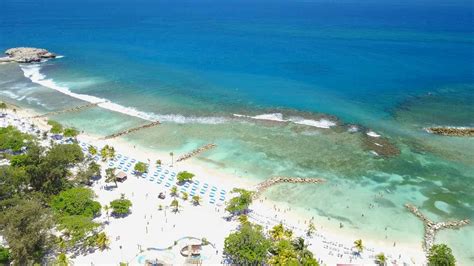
{"left": 116, "top": 171, "right": 127, "bottom": 182}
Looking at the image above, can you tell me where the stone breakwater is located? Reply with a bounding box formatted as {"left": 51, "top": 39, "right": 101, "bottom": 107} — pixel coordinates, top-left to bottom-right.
{"left": 405, "top": 203, "right": 470, "bottom": 255}
{"left": 426, "top": 127, "right": 474, "bottom": 137}
{"left": 176, "top": 144, "right": 217, "bottom": 162}
{"left": 253, "top": 176, "right": 326, "bottom": 199}
{"left": 101, "top": 121, "right": 160, "bottom": 140}
{"left": 31, "top": 102, "right": 102, "bottom": 118}
{"left": 0, "top": 47, "right": 56, "bottom": 63}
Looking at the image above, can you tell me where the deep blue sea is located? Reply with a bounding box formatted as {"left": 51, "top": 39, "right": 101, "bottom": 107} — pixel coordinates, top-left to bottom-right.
{"left": 1, "top": 0, "right": 473, "bottom": 263}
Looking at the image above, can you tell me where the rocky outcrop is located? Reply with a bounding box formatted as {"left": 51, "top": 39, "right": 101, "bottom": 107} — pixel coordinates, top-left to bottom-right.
{"left": 101, "top": 121, "right": 160, "bottom": 140}
{"left": 253, "top": 176, "right": 325, "bottom": 199}
{"left": 0, "top": 47, "right": 56, "bottom": 63}
{"left": 426, "top": 127, "right": 474, "bottom": 137}
{"left": 176, "top": 144, "right": 217, "bottom": 162}
{"left": 405, "top": 203, "right": 470, "bottom": 255}
{"left": 31, "top": 102, "right": 103, "bottom": 118}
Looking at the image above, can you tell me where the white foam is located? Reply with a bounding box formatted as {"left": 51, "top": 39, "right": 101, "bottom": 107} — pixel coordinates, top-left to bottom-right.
{"left": 348, "top": 125, "right": 359, "bottom": 133}
{"left": 366, "top": 131, "right": 381, "bottom": 138}
{"left": 20, "top": 64, "right": 226, "bottom": 124}
{"left": 233, "top": 113, "right": 286, "bottom": 122}
{"left": 290, "top": 118, "right": 337, "bottom": 129}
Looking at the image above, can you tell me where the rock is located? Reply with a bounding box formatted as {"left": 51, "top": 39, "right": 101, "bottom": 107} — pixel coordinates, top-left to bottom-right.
{"left": 1, "top": 47, "right": 56, "bottom": 63}
{"left": 426, "top": 127, "right": 474, "bottom": 137}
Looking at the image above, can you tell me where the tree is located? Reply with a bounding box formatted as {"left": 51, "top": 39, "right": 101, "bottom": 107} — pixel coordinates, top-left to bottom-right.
{"left": 182, "top": 192, "right": 189, "bottom": 201}
{"left": 428, "top": 244, "right": 456, "bottom": 266}
{"left": 88, "top": 145, "right": 97, "bottom": 156}
{"left": 54, "top": 252, "right": 71, "bottom": 266}
{"left": 48, "top": 120, "right": 63, "bottom": 134}
{"left": 268, "top": 239, "right": 299, "bottom": 265}
{"left": 170, "top": 186, "right": 178, "bottom": 197}
{"left": 57, "top": 215, "right": 100, "bottom": 246}
{"left": 63, "top": 128, "right": 79, "bottom": 138}
{"left": 269, "top": 223, "right": 293, "bottom": 241}
{"left": 307, "top": 221, "right": 316, "bottom": 237}
{"left": 177, "top": 171, "right": 194, "bottom": 184}
{"left": 170, "top": 199, "right": 179, "bottom": 213}
{"left": 224, "top": 222, "right": 271, "bottom": 265}
{"left": 109, "top": 195, "right": 132, "bottom": 217}
{"left": 75, "top": 161, "right": 101, "bottom": 185}
{"left": 238, "top": 214, "right": 249, "bottom": 225}
{"left": 156, "top": 159, "right": 161, "bottom": 166}
{"left": 225, "top": 188, "right": 254, "bottom": 216}
{"left": 354, "top": 239, "right": 364, "bottom": 254}
{"left": 0, "top": 246, "right": 10, "bottom": 264}
{"left": 51, "top": 187, "right": 101, "bottom": 217}
{"left": 105, "top": 168, "right": 118, "bottom": 187}
{"left": 95, "top": 232, "right": 110, "bottom": 250}
{"left": 0, "top": 200, "right": 53, "bottom": 265}
{"left": 0, "top": 102, "right": 7, "bottom": 113}
{"left": 192, "top": 195, "right": 201, "bottom": 206}
{"left": 375, "top": 252, "right": 387, "bottom": 266}
{"left": 134, "top": 162, "right": 148, "bottom": 174}
{"left": 0, "top": 126, "right": 32, "bottom": 152}
{"left": 100, "top": 145, "right": 115, "bottom": 161}
{"left": 292, "top": 237, "right": 319, "bottom": 265}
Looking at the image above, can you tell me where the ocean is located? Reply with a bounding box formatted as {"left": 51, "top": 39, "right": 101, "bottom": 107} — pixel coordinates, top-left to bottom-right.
{"left": 1, "top": 0, "right": 473, "bottom": 263}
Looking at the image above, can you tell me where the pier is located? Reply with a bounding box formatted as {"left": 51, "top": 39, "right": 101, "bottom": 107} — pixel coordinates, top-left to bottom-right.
{"left": 101, "top": 121, "right": 160, "bottom": 140}
{"left": 405, "top": 203, "right": 470, "bottom": 255}
{"left": 253, "top": 176, "right": 326, "bottom": 199}
{"left": 31, "top": 102, "right": 102, "bottom": 118}
{"left": 176, "top": 144, "right": 217, "bottom": 162}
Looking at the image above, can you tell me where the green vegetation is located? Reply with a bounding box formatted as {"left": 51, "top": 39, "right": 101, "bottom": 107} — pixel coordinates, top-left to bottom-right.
{"left": 224, "top": 222, "right": 319, "bottom": 265}
{"left": 171, "top": 185, "right": 178, "bottom": 197}
{"left": 375, "top": 252, "right": 387, "bottom": 265}
{"left": 354, "top": 239, "right": 364, "bottom": 254}
{"left": 0, "top": 127, "right": 112, "bottom": 264}
{"left": 0, "top": 126, "right": 32, "bottom": 152}
{"left": 307, "top": 221, "right": 316, "bottom": 237}
{"left": 95, "top": 232, "right": 110, "bottom": 250}
{"left": 192, "top": 195, "right": 201, "bottom": 206}
{"left": 225, "top": 188, "right": 254, "bottom": 216}
{"left": 63, "top": 127, "right": 79, "bottom": 138}
{"left": 105, "top": 167, "right": 118, "bottom": 187}
{"left": 0, "top": 102, "right": 7, "bottom": 112}
{"left": 224, "top": 222, "right": 271, "bottom": 265}
{"left": 51, "top": 187, "right": 101, "bottom": 217}
{"left": 428, "top": 244, "right": 456, "bottom": 266}
{"left": 177, "top": 171, "right": 194, "bottom": 184}
{"left": 88, "top": 145, "right": 97, "bottom": 156}
{"left": 100, "top": 145, "right": 115, "bottom": 161}
{"left": 109, "top": 194, "right": 132, "bottom": 216}
{"left": 0, "top": 246, "right": 11, "bottom": 264}
{"left": 155, "top": 159, "right": 161, "bottom": 166}
{"left": 170, "top": 198, "right": 179, "bottom": 213}
{"left": 48, "top": 120, "right": 63, "bottom": 134}
{"left": 134, "top": 162, "right": 148, "bottom": 174}
{"left": 182, "top": 192, "right": 189, "bottom": 201}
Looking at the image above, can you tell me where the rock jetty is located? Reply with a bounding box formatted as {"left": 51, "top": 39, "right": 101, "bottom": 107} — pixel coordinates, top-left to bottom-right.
{"left": 253, "top": 176, "right": 326, "bottom": 199}
{"left": 31, "top": 102, "right": 102, "bottom": 118}
{"left": 405, "top": 203, "right": 470, "bottom": 255}
{"left": 101, "top": 121, "right": 160, "bottom": 140}
{"left": 426, "top": 127, "right": 474, "bottom": 137}
{"left": 176, "top": 144, "right": 217, "bottom": 162}
{"left": 0, "top": 47, "right": 56, "bottom": 63}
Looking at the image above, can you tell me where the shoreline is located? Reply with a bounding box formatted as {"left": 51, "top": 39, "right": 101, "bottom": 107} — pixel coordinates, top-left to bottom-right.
{"left": 2, "top": 101, "right": 428, "bottom": 265}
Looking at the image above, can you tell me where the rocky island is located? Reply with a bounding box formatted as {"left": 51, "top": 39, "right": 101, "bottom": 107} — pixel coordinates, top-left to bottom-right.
{"left": 0, "top": 47, "right": 56, "bottom": 63}
{"left": 426, "top": 127, "right": 474, "bottom": 137}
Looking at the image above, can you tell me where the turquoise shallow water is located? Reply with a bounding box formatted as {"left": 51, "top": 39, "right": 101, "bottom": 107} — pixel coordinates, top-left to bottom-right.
{"left": 1, "top": 0, "right": 473, "bottom": 263}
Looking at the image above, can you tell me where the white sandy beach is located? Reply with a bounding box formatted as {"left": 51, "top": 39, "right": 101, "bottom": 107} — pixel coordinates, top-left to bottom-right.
{"left": 1, "top": 105, "right": 427, "bottom": 265}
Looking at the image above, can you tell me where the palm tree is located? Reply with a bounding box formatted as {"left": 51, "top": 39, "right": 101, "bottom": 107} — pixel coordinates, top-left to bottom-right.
{"left": 375, "top": 253, "right": 387, "bottom": 265}
{"left": 169, "top": 152, "right": 174, "bottom": 167}
{"left": 96, "top": 232, "right": 110, "bottom": 250}
{"left": 55, "top": 252, "right": 71, "bottom": 266}
{"left": 170, "top": 199, "right": 179, "bottom": 213}
{"left": 88, "top": 145, "right": 97, "bottom": 156}
{"left": 170, "top": 185, "right": 178, "bottom": 197}
{"left": 307, "top": 221, "right": 316, "bottom": 237}
{"left": 192, "top": 195, "right": 201, "bottom": 206}
{"left": 238, "top": 214, "right": 249, "bottom": 225}
{"left": 0, "top": 102, "right": 7, "bottom": 113}
{"left": 354, "top": 239, "right": 364, "bottom": 254}
{"left": 181, "top": 192, "right": 189, "bottom": 201}
{"left": 269, "top": 223, "right": 293, "bottom": 241}
{"left": 156, "top": 159, "right": 161, "bottom": 166}
{"left": 105, "top": 168, "right": 118, "bottom": 187}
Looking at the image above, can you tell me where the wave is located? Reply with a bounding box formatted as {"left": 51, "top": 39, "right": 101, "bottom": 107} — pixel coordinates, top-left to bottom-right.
{"left": 366, "top": 131, "right": 381, "bottom": 138}
{"left": 20, "top": 64, "right": 226, "bottom": 124}
{"left": 233, "top": 113, "right": 337, "bottom": 129}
